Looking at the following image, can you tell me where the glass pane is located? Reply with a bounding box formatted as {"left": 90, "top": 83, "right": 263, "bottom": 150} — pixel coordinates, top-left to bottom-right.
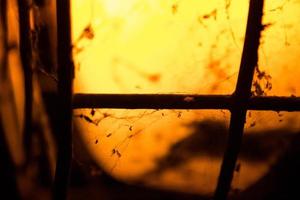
{"left": 254, "top": 0, "right": 300, "bottom": 96}
{"left": 72, "top": 0, "right": 249, "bottom": 94}
{"left": 74, "top": 109, "right": 230, "bottom": 196}
{"left": 230, "top": 111, "right": 300, "bottom": 198}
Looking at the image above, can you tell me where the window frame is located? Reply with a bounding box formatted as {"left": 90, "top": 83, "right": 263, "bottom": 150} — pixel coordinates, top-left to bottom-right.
{"left": 53, "top": 0, "right": 300, "bottom": 199}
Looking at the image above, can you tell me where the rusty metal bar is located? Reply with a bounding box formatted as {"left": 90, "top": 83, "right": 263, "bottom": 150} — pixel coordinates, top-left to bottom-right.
{"left": 214, "top": 0, "right": 265, "bottom": 199}
{"left": 73, "top": 94, "right": 300, "bottom": 111}
{"left": 246, "top": 96, "right": 300, "bottom": 111}
{"left": 73, "top": 94, "right": 232, "bottom": 109}
{"left": 53, "top": 0, "right": 74, "bottom": 199}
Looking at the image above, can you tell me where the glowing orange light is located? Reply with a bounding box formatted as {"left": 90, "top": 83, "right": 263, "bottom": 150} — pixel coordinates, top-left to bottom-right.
{"left": 72, "top": 0, "right": 300, "bottom": 195}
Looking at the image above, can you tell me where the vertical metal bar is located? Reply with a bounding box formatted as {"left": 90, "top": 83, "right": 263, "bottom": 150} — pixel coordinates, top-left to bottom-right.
{"left": 53, "top": 0, "right": 74, "bottom": 199}
{"left": 17, "top": 0, "right": 33, "bottom": 164}
{"left": 214, "top": 0, "right": 264, "bottom": 199}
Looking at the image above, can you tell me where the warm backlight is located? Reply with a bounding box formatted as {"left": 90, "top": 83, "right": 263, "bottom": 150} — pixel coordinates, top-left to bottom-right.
{"left": 72, "top": 0, "right": 300, "bottom": 195}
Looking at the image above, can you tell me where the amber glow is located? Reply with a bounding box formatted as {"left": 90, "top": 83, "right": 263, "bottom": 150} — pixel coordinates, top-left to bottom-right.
{"left": 72, "top": 0, "right": 300, "bottom": 195}
{"left": 0, "top": 0, "right": 25, "bottom": 166}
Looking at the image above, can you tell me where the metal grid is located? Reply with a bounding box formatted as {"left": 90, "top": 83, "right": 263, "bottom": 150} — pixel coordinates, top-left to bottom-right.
{"left": 53, "top": 0, "right": 300, "bottom": 199}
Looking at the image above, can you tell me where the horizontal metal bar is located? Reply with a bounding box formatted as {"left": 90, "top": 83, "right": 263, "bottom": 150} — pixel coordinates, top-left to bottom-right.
{"left": 247, "top": 96, "right": 300, "bottom": 111}
{"left": 73, "top": 94, "right": 300, "bottom": 111}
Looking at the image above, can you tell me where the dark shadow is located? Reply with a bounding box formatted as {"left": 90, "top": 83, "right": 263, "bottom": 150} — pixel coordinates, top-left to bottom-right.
{"left": 234, "top": 129, "right": 300, "bottom": 200}
{"left": 146, "top": 119, "right": 296, "bottom": 176}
